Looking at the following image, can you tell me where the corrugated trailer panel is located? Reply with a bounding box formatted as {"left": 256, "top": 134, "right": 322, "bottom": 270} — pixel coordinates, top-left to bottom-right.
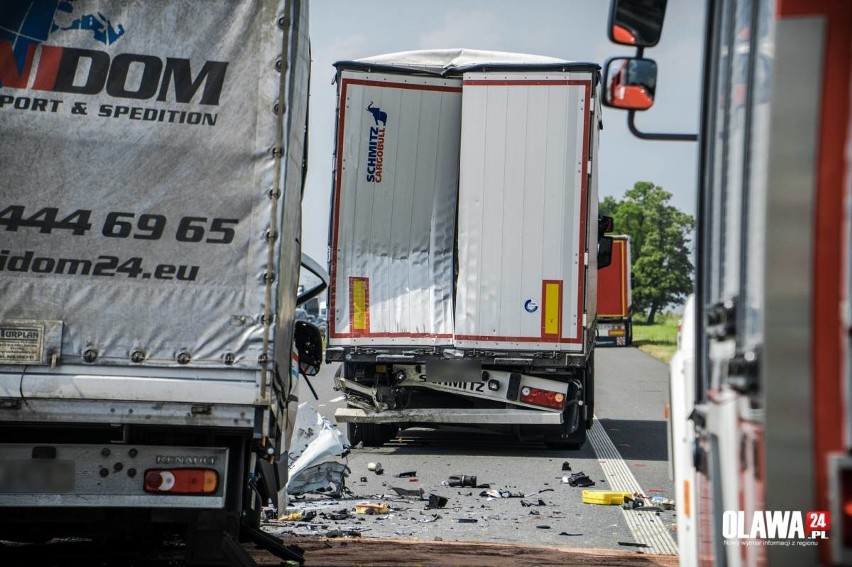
{"left": 454, "top": 72, "right": 593, "bottom": 351}
{"left": 329, "top": 72, "right": 462, "bottom": 345}
{"left": 598, "top": 237, "right": 630, "bottom": 319}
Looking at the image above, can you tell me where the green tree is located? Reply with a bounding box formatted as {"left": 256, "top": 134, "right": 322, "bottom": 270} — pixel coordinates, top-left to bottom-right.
{"left": 605, "top": 181, "right": 693, "bottom": 324}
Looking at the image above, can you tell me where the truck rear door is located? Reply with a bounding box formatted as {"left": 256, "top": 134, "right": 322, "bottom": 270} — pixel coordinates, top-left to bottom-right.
{"left": 453, "top": 71, "right": 594, "bottom": 352}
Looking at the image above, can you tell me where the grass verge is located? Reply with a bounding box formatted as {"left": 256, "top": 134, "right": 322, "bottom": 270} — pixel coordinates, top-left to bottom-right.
{"left": 631, "top": 314, "right": 679, "bottom": 363}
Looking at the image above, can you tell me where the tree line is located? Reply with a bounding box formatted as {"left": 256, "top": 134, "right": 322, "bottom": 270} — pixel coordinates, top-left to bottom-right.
{"left": 600, "top": 181, "right": 694, "bottom": 324}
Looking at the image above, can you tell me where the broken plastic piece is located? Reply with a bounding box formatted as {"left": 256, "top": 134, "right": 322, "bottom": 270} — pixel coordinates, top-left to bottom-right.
{"left": 565, "top": 472, "right": 595, "bottom": 487}
{"left": 391, "top": 486, "right": 424, "bottom": 498}
{"left": 394, "top": 471, "right": 417, "bottom": 478}
{"left": 425, "top": 493, "right": 448, "bottom": 509}
{"left": 457, "top": 518, "right": 478, "bottom": 523}
{"left": 561, "top": 461, "right": 572, "bottom": 471}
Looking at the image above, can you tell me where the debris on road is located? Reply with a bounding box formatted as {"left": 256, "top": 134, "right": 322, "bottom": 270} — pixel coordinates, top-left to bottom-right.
{"left": 355, "top": 502, "right": 390, "bottom": 515}
{"left": 563, "top": 472, "right": 595, "bottom": 487}
{"left": 426, "top": 493, "right": 449, "bottom": 509}
{"left": 446, "top": 475, "right": 478, "bottom": 487}
{"left": 561, "top": 461, "right": 572, "bottom": 471}
{"left": 287, "top": 404, "right": 350, "bottom": 498}
{"left": 280, "top": 510, "right": 317, "bottom": 522}
{"left": 582, "top": 490, "right": 634, "bottom": 506}
{"left": 391, "top": 486, "right": 424, "bottom": 498}
{"left": 367, "top": 462, "right": 384, "bottom": 475}
{"left": 458, "top": 518, "right": 478, "bottom": 523}
{"left": 394, "top": 471, "right": 417, "bottom": 478}
{"left": 618, "top": 542, "right": 650, "bottom": 548}
{"left": 419, "top": 514, "right": 441, "bottom": 523}
{"left": 622, "top": 493, "right": 676, "bottom": 511}
{"left": 480, "top": 488, "right": 524, "bottom": 499}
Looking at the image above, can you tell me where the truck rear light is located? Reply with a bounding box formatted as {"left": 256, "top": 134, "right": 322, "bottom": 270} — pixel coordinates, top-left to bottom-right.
{"left": 519, "top": 386, "right": 565, "bottom": 410}
{"left": 144, "top": 468, "right": 218, "bottom": 495}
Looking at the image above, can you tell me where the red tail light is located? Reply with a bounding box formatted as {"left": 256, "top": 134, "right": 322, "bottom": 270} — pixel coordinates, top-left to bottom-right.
{"left": 520, "top": 386, "right": 565, "bottom": 410}
{"left": 144, "top": 468, "right": 218, "bottom": 495}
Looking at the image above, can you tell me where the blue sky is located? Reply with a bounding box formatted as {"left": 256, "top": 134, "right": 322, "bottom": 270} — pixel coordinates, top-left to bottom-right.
{"left": 301, "top": 0, "right": 704, "bottom": 262}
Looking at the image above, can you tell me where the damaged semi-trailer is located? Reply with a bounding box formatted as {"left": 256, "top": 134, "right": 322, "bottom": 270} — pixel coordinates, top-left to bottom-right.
{"left": 326, "top": 49, "right": 613, "bottom": 449}
{"left": 0, "top": 1, "right": 323, "bottom": 564}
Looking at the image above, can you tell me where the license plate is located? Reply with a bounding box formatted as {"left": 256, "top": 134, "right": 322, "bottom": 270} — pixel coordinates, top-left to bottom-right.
{"left": 0, "top": 460, "right": 75, "bottom": 493}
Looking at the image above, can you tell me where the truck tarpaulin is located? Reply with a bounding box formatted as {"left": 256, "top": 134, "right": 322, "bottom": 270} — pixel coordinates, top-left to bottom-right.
{"left": 0, "top": 0, "right": 306, "bottom": 370}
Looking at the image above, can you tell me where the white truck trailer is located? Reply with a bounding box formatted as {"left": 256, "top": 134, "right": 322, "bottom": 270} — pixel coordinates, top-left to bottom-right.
{"left": 0, "top": 1, "right": 320, "bottom": 564}
{"left": 326, "top": 49, "right": 611, "bottom": 449}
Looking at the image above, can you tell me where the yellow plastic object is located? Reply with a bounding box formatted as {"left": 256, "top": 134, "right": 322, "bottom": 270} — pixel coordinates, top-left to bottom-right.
{"left": 355, "top": 502, "right": 390, "bottom": 515}
{"left": 581, "top": 490, "right": 634, "bottom": 505}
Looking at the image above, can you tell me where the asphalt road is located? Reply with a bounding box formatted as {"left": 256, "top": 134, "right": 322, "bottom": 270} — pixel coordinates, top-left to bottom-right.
{"left": 279, "top": 347, "right": 678, "bottom": 556}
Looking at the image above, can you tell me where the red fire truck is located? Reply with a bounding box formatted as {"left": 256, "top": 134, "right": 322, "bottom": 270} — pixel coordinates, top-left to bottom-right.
{"left": 604, "top": 0, "right": 851, "bottom": 565}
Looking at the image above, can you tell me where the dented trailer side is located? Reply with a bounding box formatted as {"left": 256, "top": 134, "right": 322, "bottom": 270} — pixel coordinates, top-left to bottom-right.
{"left": 326, "top": 50, "right": 601, "bottom": 448}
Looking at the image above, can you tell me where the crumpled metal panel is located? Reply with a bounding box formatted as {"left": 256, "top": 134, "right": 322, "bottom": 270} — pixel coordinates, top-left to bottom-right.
{"left": 454, "top": 72, "right": 594, "bottom": 351}
{"left": 0, "top": 0, "right": 300, "bottom": 370}
{"left": 328, "top": 71, "right": 462, "bottom": 346}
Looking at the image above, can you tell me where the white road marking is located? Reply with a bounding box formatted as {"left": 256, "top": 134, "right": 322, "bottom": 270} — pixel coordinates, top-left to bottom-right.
{"left": 588, "top": 417, "right": 679, "bottom": 556}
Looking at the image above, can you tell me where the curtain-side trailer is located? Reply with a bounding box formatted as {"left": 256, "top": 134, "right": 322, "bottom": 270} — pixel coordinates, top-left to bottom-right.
{"left": 325, "top": 49, "right": 610, "bottom": 449}
{"left": 0, "top": 2, "right": 320, "bottom": 564}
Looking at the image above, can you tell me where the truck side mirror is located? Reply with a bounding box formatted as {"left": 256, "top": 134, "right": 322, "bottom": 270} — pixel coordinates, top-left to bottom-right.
{"left": 294, "top": 321, "right": 323, "bottom": 377}
{"left": 608, "top": 0, "right": 668, "bottom": 47}
{"left": 603, "top": 57, "right": 657, "bottom": 110}
{"left": 598, "top": 215, "right": 614, "bottom": 269}
{"left": 598, "top": 236, "right": 614, "bottom": 269}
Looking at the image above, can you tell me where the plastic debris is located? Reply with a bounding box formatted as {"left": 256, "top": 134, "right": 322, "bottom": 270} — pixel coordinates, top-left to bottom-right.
{"left": 394, "top": 471, "right": 417, "bottom": 478}
{"left": 564, "top": 472, "right": 595, "bottom": 487}
{"left": 618, "top": 542, "right": 650, "bottom": 548}
{"left": 355, "top": 502, "right": 390, "bottom": 515}
{"left": 391, "top": 486, "right": 424, "bottom": 498}
{"left": 559, "top": 532, "right": 582, "bottom": 536}
{"left": 425, "top": 493, "right": 448, "bottom": 509}
{"left": 561, "top": 461, "right": 572, "bottom": 471}
{"left": 419, "top": 514, "right": 441, "bottom": 523}
{"left": 457, "top": 518, "right": 478, "bottom": 523}
{"left": 536, "top": 525, "right": 551, "bottom": 529}
{"left": 479, "top": 488, "right": 524, "bottom": 498}
{"left": 582, "top": 490, "right": 634, "bottom": 506}
{"left": 367, "top": 462, "right": 384, "bottom": 474}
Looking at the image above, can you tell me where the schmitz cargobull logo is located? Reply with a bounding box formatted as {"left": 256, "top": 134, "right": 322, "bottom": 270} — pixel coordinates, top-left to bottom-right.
{"left": 1, "top": 1, "right": 228, "bottom": 125}
{"left": 364, "top": 101, "right": 387, "bottom": 183}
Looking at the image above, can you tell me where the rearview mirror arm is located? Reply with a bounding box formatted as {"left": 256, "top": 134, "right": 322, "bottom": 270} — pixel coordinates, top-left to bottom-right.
{"left": 627, "top": 109, "right": 698, "bottom": 142}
